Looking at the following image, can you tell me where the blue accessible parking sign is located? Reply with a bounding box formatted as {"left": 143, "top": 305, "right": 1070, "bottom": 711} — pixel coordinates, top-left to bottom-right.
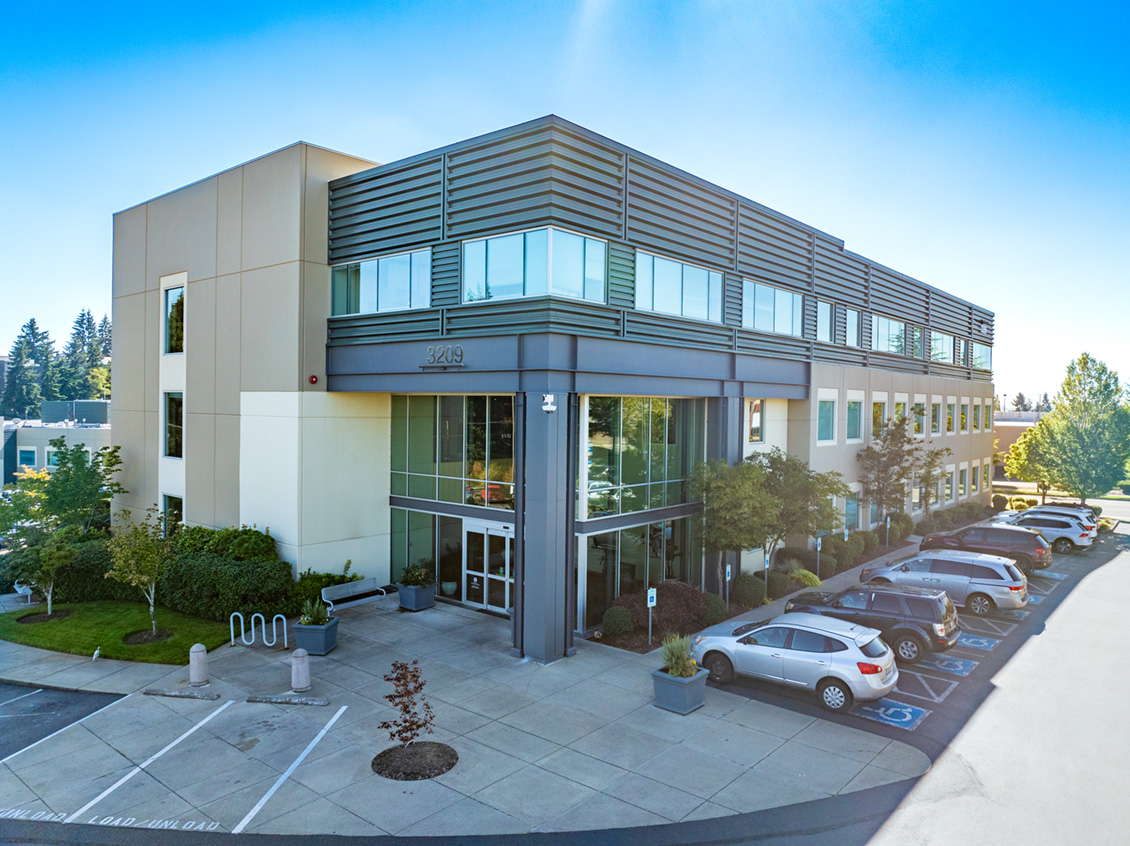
{"left": 957, "top": 633, "right": 1000, "bottom": 651}
{"left": 918, "top": 654, "right": 979, "bottom": 676}
{"left": 853, "top": 698, "right": 930, "bottom": 730}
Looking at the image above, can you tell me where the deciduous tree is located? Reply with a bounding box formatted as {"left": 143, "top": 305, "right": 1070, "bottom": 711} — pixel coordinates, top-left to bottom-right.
{"left": 108, "top": 507, "right": 177, "bottom": 635}
{"left": 856, "top": 416, "right": 920, "bottom": 518}
{"left": 42, "top": 437, "right": 126, "bottom": 532}
{"left": 1005, "top": 424, "right": 1054, "bottom": 503}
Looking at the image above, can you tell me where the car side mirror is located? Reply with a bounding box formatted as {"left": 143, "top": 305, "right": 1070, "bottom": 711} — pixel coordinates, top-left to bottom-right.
{"left": 899, "top": 565, "right": 909, "bottom": 572}
{"left": 739, "top": 636, "right": 757, "bottom": 645}
{"left": 832, "top": 600, "right": 844, "bottom": 609}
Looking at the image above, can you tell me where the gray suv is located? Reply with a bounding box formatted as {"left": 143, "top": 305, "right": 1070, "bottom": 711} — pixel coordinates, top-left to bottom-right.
{"left": 860, "top": 550, "right": 1028, "bottom": 616}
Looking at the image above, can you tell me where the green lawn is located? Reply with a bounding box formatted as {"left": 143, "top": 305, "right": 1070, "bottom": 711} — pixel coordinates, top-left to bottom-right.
{"left": 0, "top": 601, "right": 230, "bottom": 664}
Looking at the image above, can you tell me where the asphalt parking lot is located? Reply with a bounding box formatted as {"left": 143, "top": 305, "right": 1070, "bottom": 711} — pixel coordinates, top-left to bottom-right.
{"left": 710, "top": 534, "right": 1106, "bottom": 751}
{"left": 0, "top": 684, "right": 121, "bottom": 761}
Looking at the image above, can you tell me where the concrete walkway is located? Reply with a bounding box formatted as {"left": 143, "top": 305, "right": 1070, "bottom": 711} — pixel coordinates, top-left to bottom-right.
{"left": 0, "top": 542, "right": 929, "bottom": 837}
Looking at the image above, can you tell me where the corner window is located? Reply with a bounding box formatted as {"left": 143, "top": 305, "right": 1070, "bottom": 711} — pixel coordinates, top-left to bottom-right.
{"left": 164, "top": 287, "right": 185, "bottom": 354}
{"left": 333, "top": 248, "right": 431, "bottom": 315}
{"left": 930, "top": 331, "right": 955, "bottom": 364}
{"left": 972, "top": 343, "right": 992, "bottom": 370}
{"left": 845, "top": 309, "right": 861, "bottom": 347}
{"left": 816, "top": 301, "right": 833, "bottom": 343}
{"left": 871, "top": 315, "right": 905, "bottom": 355}
{"left": 636, "top": 251, "right": 721, "bottom": 322}
{"left": 748, "top": 399, "right": 764, "bottom": 443}
{"left": 165, "top": 392, "right": 183, "bottom": 458}
{"left": 742, "top": 281, "right": 803, "bottom": 336}
{"left": 817, "top": 398, "right": 836, "bottom": 443}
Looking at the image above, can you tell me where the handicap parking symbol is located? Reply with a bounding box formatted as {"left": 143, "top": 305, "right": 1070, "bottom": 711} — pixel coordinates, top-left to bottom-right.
{"left": 1027, "top": 594, "right": 1044, "bottom": 605}
{"left": 1033, "top": 571, "right": 1068, "bottom": 581}
{"left": 853, "top": 697, "right": 930, "bottom": 731}
{"left": 918, "top": 654, "right": 978, "bottom": 676}
{"left": 957, "top": 633, "right": 1000, "bottom": 651}
{"left": 995, "top": 609, "right": 1030, "bottom": 621}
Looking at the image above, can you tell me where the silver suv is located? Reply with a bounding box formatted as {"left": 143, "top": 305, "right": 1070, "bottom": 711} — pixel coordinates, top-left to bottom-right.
{"left": 1009, "top": 512, "right": 1094, "bottom": 551}
{"left": 860, "top": 550, "right": 1028, "bottom": 616}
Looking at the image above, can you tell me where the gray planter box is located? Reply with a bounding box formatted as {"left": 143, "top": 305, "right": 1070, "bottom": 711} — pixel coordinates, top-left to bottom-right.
{"left": 651, "top": 667, "right": 709, "bottom": 714}
{"left": 397, "top": 583, "right": 436, "bottom": 611}
{"left": 294, "top": 616, "right": 338, "bottom": 656}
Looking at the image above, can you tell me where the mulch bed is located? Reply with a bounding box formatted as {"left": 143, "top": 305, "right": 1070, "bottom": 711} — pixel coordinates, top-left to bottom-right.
{"left": 372, "top": 742, "right": 458, "bottom": 781}
{"left": 16, "top": 610, "right": 73, "bottom": 624}
{"left": 123, "top": 629, "right": 174, "bottom": 645}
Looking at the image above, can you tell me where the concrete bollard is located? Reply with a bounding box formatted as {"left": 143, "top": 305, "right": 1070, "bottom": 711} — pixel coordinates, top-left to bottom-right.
{"left": 189, "top": 643, "right": 209, "bottom": 687}
{"left": 291, "top": 648, "right": 311, "bottom": 693}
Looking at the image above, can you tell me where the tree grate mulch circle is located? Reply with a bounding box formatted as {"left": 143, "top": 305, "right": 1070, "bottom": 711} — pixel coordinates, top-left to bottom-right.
{"left": 372, "top": 742, "right": 458, "bottom": 781}
{"left": 17, "top": 610, "right": 73, "bottom": 624}
{"left": 122, "top": 629, "right": 174, "bottom": 645}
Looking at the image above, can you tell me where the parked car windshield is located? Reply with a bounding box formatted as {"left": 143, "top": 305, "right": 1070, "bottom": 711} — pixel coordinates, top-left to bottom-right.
{"left": 859, "top": 637, "right": 888, "bottom": 658}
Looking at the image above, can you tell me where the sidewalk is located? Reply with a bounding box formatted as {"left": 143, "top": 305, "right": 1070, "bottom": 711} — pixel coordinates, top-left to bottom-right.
{"left": 0, "top": 541, "right": 929, "bottom": 837}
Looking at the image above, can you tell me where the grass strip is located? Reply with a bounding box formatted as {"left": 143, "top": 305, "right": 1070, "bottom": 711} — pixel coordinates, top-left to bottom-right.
{"left": 0, "top": 601, "right": 230, "bottom": 664}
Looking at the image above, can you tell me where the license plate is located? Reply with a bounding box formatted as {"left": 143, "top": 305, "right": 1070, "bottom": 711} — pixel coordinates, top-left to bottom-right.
{"left": 881, "top": 665, "right": 893, "bottom": 682}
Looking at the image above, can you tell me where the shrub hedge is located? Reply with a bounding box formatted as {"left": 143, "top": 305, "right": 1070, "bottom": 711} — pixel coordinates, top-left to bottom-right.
{"left": 159, "top": 553, "right": 295, "bottom": 621}
{"left": 992, "top": 494, "right": 1008, "bottom": 510}
{"left": 54, "top": 539, "right": 137, "bottom": 604}
{"left": 789, "top": 569, "right": 822, "bottom": 588}
{"left": 613, "top": 581, "right": 706, "bottom": 636}
{"left": 858, "top": 530, "right": 879, "bottom": 552}
{"left": 733, "top": 572, "right": 766, "bottom": 607}
{"left": 175, "top": 525, "right": 278, "bottom": 561}
{"left": 776, "top": 547, "right": 838, "bottom": 579}
{"left": 703, "top": 592, "right": 727, "bottom": 626}
{"left": 601, "top": 605, "right": 635, "bottom": 636}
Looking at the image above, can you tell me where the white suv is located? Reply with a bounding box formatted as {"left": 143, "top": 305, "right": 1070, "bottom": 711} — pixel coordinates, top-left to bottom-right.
{"left": 1010, "top": 512, "right": 1094, "bottom": 552}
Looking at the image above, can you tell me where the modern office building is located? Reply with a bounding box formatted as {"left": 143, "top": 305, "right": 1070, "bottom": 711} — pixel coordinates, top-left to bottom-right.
{"left": 111, "top": 116, "right": 995, "bottom": 664}
{"left": 2, "top": 417, "right": 112, "bottom": 485}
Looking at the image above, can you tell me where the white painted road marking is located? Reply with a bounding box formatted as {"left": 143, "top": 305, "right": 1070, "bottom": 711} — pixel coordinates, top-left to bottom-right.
{"left": 1, "top": 693, "right": 129, "bottom": 766}
{"left": 64, "top": 699, "right": 235, "bottom": 824}
{"left": 0, "top": 689, "right": 42, "bottom": 708}
{"left": 231, "top": 705, "right": 347, "bottom": 835}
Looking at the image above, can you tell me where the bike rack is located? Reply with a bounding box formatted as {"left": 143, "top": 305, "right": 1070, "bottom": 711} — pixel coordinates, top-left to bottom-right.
{"left": 229, "top": 612, "right": 288, "bottom": 649}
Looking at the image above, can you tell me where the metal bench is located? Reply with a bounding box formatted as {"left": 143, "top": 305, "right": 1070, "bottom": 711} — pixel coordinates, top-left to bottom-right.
{"left": 321, "top": 577, "right": 387, "bottom": 613}
{"left": 13, "top": 580, "right": 35, "bottom": 605}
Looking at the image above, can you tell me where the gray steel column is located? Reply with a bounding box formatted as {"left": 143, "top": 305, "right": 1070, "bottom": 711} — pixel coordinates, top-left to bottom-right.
{"left": 511, "top": 393, "right": 525, "bottom": 658}
{"left": 705, "top": 396, "right": 743, "bottom": 595}
{"left": 520, "top": 390, "right": 571, "bottom": 664}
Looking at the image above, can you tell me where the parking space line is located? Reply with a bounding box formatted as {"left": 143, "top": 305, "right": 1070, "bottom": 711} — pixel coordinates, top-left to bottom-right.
{"left": 960, "top": 617, "right": 1016, "bottom": 637}
{"left": 894, "top": 671, "right": 958, "bottom": 703}
{"left": 0, "top": 689, "right": 42, "bottom": 708}
{"left": 994, "top": 609, "right": 1030, "bottom": 621}
{"left": 1, "top": 694, "right": 129, "bottom": 766}
{"left": 231, "top": 705, "right": 347, "bottom": 835}
{"left": 1027, "top": 580, "right": 1058, "bottom": 596}
{"left": 63, "top": 699, "right": 234, "bottom": 824}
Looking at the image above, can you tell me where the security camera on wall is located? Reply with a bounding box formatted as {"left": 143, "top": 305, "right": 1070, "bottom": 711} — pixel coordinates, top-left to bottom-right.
{"left": 542, "top": 394, "right": 557, "bottom": 413}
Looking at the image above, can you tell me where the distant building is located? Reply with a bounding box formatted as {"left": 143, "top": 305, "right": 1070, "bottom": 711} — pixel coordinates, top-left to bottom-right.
{"left": 993, "top": 411, "right": 1044, "bottom": 479}
{"left": 1, "top": 402, "right": 112, "bottom": 485}
{"left": 0, "top": 354, "right": 9, "bottom": 397}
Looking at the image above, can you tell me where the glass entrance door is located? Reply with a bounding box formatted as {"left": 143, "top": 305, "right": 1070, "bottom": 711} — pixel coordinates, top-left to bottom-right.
{"left": 463, "top": 521, "right": 515, "bottom": 615}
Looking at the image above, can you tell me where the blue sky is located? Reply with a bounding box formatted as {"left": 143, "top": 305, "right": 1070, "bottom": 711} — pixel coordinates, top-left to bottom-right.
{"left": 2, "top": 0, "right": 1127, "bottom": 403}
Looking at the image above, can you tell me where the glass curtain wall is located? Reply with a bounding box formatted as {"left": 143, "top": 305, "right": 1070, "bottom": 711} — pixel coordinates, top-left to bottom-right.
{"left": 579, "top": 517, "right": 704, "bottom": 630}
{"left": 583, "top": 396, "right": 705, "bottom": 518}
{"left": 389, "top": 508, "right": 463, "bottom": 589}
{"left": 391, "top": 395, "right": 515, "bottom": 509}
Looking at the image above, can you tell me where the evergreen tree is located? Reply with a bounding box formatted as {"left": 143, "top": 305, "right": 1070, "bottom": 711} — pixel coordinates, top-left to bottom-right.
{"left": 98, "top": 314, "right": 112, "bottom": 357}
{"left": 1, "top": 336, "right": 43, "bottom": 418}
{"left": 1011, "top": 392, "right": 1033, "bottom": 412}
{"left": 62, "top": 310, "right": 95, "bottom": 399}
{"left": 1037, "top": 392, "right": 1052, "bottom": 412}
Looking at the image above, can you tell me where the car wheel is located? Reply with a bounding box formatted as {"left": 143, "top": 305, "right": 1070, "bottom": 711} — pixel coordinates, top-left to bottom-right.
{"left": 1052, "top": 538, "right": 1073, "bottom": 554}
{"left": 895, "top": 635, "right": 924, "bottom": 664}
{"left": 967, "top": 593, "right": 995, "bottom": 616}
{"left": 704, "top": 653, "right": 734, "bottom": 684}
{"left": 818, "top": 679, "right": 853, "bottom": 713}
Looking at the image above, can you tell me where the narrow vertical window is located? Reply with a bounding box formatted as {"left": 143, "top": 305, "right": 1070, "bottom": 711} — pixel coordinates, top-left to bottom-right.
{"left": 818, "top": 399, "right": 835, "bottom": 443}
{"left": 165, "top": 392, "right": 183, "bottom": 458}
{"left": 846, "top": 400, "right": 862, "bottom": 440}
{"left": 816, "top": 301, "right": 832, "bottom": 342}
{"left": 748, "top": 399, "right": 764, "bottom": 443}
{"left": 845, "top": 309, "right": 860, "bottom": 347}
{"left": 164, "top": 287, "right": 185, "bottom": 353}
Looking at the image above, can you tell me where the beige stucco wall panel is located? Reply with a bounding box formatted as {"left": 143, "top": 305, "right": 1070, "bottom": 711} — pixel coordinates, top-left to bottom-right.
{"left": 214, "top": 414, "right": 241, "bottom": 526}
{"left": 301, "top": 262, "right": 330, "bottom": 389}
{"left": 241, "top": 146, "right": 302, "bottom": 271}
{"left": 110, "top": 293, "right": 146, "bottom": 413}
{"left": 111, "top": 410, "right": 150, "bottom": 514}
{"left": 145, "top": 178, "right": 218, "bottom": 286}
{"left": 144, "top": 290, "right": 160, "bottom": 414}
{"left": 240, "top": 395, "right": 300, "bottom": 557}
{"left": 185, "top": 412, "right": 216, "bottom": 527}
{"left": 214, "top": 274, "right": 242, "bottom": 416}
{"left": 216, "top": 169, "right": 244, "bottom": 277}
{"left": 240, "top": 263, "right": 300, "bottom": 392}
{"left": 186, "top": 277, "right": 216, "bottom": 415}
{"left": 112, "top": 205, "right": 148, "bottom": 298}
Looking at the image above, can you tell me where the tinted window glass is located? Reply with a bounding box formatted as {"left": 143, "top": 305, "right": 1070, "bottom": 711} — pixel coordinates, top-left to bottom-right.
{"left": 1006, "top": 564, "right": 1025, "bottom": 582}
{"left": 903, "top": 558, "right": 932, "bottom": 573}
{"left": 859, "top": 638, "right": 888, "bottom": 658}
{"left": 971, "top": 565, "right": 1004, "bottom": 580}
{"left": 790, "top": 630, "right": 828, "bottom": 653}
{"left": 989, "top": 529, "right": 1022, "bottom": 545}
{"left": 871, "top": 594, "right": 904, "bottom": 614}
{"left": 747, "top": 627, "right": 790, "bottom": 648}
{"left": 962, "top": 528, "right": 986, "bottom": 542}
{"left": 837, "top": 592, "right": 869, "bottom": 610}
{"left": 826, "top": 637, "right": 849, "bottom": 652}
{"left": 905, "top": 597, "right": 941, "bottom": 620}
{"left": 933, "top": 560, "right": 970, "bottom": 577}
{"left": 1034, "top": 535, "right": 1051, "bottom": 550}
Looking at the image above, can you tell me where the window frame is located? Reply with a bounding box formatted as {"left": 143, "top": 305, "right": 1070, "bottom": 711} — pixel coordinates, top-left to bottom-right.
{"left": 16, "top": 447, "right": 37, "bottom": 467}
{"left": 742, "top": 280, "right": 804, "bottom": 337}
{"left": 747, "top": 398, "right": 765, "bottom": 444}
{"left": 639, "top": 250, "right": 723, "bottom": 323}
{"left": 817, "top": 390, "right": 837, "bottom": 444}
{"left": 164, "top": 286, "right": 185, "bottom": 355}
{"left": 816, "top": 300, "right": 833, "bottom": 343}
{"left": 164, "top": 391, "right": 184, "bottom": 459}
